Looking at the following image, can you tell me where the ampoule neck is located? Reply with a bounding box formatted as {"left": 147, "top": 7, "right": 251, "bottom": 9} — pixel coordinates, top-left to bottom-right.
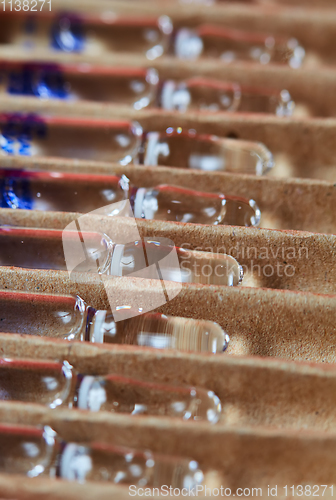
{"left": 87, "top": 310, "right": 116, "bottom": 343}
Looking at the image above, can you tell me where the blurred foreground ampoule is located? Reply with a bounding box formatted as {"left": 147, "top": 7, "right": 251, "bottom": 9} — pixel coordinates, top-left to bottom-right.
{"left": 0, "top": 290, "right": 230, "bottom": 353}
{"left": 0, "top": 357, "right": 222, "bottom": 422}
{"left": 0, "top": 423, "right": 204, "bottom": 487}
{"left": 159, "top": 78, "right": 295, "bottom": 117}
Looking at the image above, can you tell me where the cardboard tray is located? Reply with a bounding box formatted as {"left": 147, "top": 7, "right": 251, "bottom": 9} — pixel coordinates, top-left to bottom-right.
{"left": 0, "top": 1, "right": 336, "bottom": 498}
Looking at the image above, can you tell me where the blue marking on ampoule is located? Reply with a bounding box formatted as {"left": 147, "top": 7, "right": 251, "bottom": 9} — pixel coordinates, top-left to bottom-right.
{"left": 0, "top": 175, "right": 33, "bottom": 210}
{"left": 51, "top": 14, "right": 85, "bottom": 53}
{"left": 0, "top": 113, "right": 47, "bottom": 157}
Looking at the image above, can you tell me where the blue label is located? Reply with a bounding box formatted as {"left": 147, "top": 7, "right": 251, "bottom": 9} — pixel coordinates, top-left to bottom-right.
{"left": 0, "top": 173, "right": 33, "bottom": 210}
{"left": 0, "top": 113, "right": 47, "bottom": 157}
{"left": 7, "top": 64, "right": 68, "bottom": 99}
{"left": 51, "top": 14, "right": 85, "bottom": 53}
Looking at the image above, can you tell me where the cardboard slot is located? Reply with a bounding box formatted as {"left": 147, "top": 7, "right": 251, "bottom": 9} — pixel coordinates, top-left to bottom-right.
{"left": 1, "top": 98, "right": 336, "bottom": 181}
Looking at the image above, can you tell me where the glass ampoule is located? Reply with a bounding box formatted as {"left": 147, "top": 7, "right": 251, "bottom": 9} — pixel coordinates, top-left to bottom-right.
{"left": 159, "top": 78, "right": 295, "bottom": 116}
{"left": 0, "top": 423, "right": 204, "bottom": 488}
{"left": 0, "top": 61, "right": 293, "bottom": 116}
{"left": 131, "top": 184, "right": 261, "bottom": 226}
{"left": 0, "top": 115, "right": 143, "bottom": 164}
{"left": 0, "top": 61, "right": 160, "bottom": 110}
{"left": 109, "top": 240, "right": 243, "bottom": 286}
{"left": 141, "top": 128, "right": 274, "bottom": 175}
{"left": 0, "top": 227, "right": 243, "bottom": 286}
{"left": 0, "top": 169, "right": 261, "bottom": 226}
{"left": 0, "top": 169, "right": 130, "bottom": 213}
{"left": 0, "top": 357, "right": 222, "bottom": 423}
{"left": 0, "top": 290, "right": 229, "bottom": 354}
{"left": 174, "top": 25, "right": 305, "bottom": 68}
{"left": 0, "top": 12, "right": 173, "bottom": 59}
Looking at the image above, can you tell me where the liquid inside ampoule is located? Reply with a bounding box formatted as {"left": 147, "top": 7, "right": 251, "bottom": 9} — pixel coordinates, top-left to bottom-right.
{"left": 109, "top": 240, "right": 243, "bottom": 286}
{"left": 132, "top": 185, "right": 261, "bottom": 227}
{"left": 160, "top": 78, "right": 295, "bottom": 116}
{"left": 0, "top": 12, "right": 173, "bottom": 59}
{"left": 0, "top": 358, "right": 74, "bottom": 408}
{"left": 174, "top": 26, "right": 305, "bottom": 68}
{"left": 142, "top": 129, "right": 274, "bottom": 175}
{"left": 0, "top": 62, "right": 159, "bottom": 110}
{"left": 90, "top": 311, "right": 230, "bottom": 354}
{"left": 0, "top": 170, "right": 129, "bottom": 212}
{"left": 0, "top": 355, "right": 222, "bottom": 423}
{"left": 0, "top": 115, "right": 143, "bottom": 163}
{"left": 59, "top": 442, "right": 203, "bottom": 488}
{"left": 0, "top": 424, "right": 57, "bottom": 477}
{"left": 0, "top": 227, "right": 113, "bottom": 272}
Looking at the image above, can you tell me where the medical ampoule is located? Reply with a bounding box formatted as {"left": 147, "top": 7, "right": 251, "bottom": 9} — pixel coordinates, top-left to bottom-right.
{"left": 0, "top": 170, "right": 129, "bottom": 212}
{"left": 0, "top": 12, "right": 173, "bottom": 59}
{"left": 0, "top": 62, "right": 160, "bottom": 110}
{"left": 174, "top": 25, "right": 305, "bottom": 68}
{"left": 131, "top": 184, "right": 261, "bottom": 226}
{"left": 141, "top": 128, "right": 273, "bottom": 175}
{"left": 0, "top": 290, "right": 229, "bottom": 353}
{"left": 109, "top": 240, "right": 243, "bottom": 286}
{"left": 90, "top": 309, "right": 229, "bottom": 354}
{"left": 0, "top": 357, "right": 222, "bottom": 423}
{"left": 0, "top": 169, "right": 260, "bottom": 226}
{"left": 0, "top": 423, "right": 204, "bottom": 488}
{"left": 160, "top": 78, "right": 295, "bottom": 116}
{"left": 0, "top": 115, "right": 143, "bottom": 164}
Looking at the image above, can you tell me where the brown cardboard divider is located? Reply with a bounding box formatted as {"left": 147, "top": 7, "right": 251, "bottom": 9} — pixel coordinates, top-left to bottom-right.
{"left": 0, "top": 95, "right": 336, "bottom": 181}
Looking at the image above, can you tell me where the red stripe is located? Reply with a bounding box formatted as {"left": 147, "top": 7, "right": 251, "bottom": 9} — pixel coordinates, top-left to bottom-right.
{"left": 0, "top": 289, "right": 78, "bottom": 305}
{"left": 0, "top": 357, "right": 64, "bottom": 372}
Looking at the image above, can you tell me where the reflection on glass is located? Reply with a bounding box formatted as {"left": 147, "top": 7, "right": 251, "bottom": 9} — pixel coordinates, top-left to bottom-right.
{"left": 175, "top": 26, "right": 305, "bottom": 68}
{"left": 142, "top": 129, "right": 274, "bottom": 175}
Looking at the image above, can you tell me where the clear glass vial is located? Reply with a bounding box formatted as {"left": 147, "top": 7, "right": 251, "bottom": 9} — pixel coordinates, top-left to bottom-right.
{"left": 141, "top": 128, "right": 274, "bottom": 175}
{"left": 0, "top": 290, "right": 230, "bottom": 353}
{"left": 174, "top": 25, "right": 305, "bottom": 68}
{"left": 0, "top": 357, "right": 222, "bottom": 423}
{"left": 0, "top": 423, "right": 204, "bottom": 487}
